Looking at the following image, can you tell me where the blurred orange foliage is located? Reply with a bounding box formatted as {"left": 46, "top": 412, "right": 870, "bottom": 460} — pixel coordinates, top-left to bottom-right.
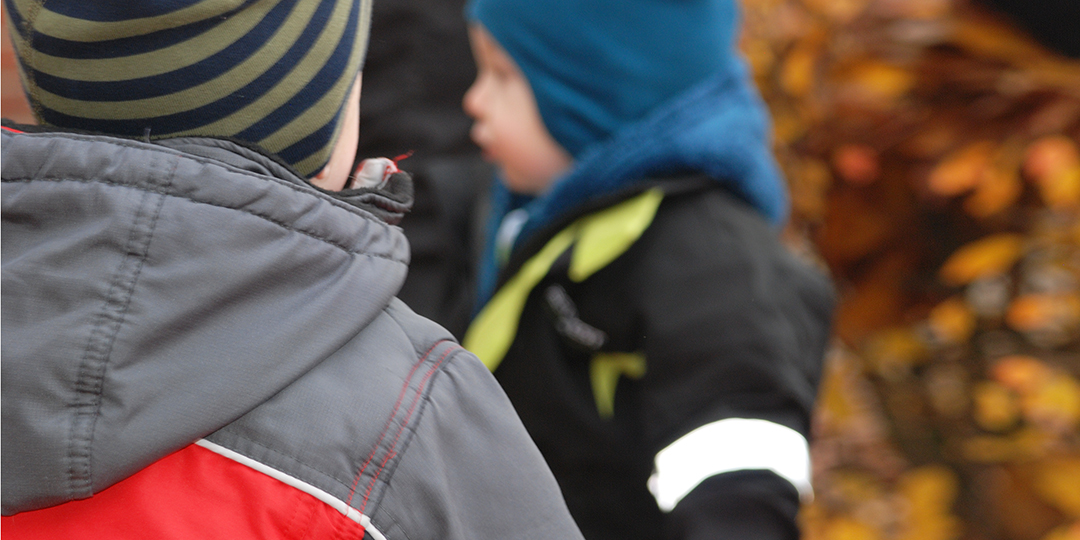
{"left": 741, "top": 0, "right": 1080, "bottom": 538}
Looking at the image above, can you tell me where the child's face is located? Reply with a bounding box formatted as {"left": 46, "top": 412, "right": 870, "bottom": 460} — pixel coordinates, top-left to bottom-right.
{"left": 464, "top": 25, "right": 572, "bottom": 195}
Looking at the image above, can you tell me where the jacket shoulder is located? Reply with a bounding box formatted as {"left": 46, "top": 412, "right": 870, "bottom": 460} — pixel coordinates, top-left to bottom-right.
{"left": 207, "top": 301, "right": 583, "bottom": 540}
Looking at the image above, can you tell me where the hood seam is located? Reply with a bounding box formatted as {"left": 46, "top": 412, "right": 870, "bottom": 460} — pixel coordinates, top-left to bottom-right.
{"left": 65, "top": 157, "right": 177, "bottom": 500}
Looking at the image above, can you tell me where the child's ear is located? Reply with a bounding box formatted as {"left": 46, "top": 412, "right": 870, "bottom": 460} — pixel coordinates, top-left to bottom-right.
{"left": 310, "top": 74, "right": 363, "bottom": 192}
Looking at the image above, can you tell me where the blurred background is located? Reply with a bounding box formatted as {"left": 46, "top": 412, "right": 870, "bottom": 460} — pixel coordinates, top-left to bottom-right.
{"left": 3, "top": 1, "right": 1078, "bottom": 539}
{"left": 739, "top": 1, "right": 1079, "bottom": 539}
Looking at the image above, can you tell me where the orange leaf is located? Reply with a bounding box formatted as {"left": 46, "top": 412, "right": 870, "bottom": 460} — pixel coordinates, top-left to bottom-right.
{"left": 833, "top": 144, "right": 881, "bottom": 186}
{"left": 928, "top": 141, "right": 995, "bottom": 197}
{"left": 1006, "top": 294, "right": 1080, "bottom": 333}
{"left": 840, "top": 60, "right": 915, "bottom": 104}
{"left": 939, "top": 234, "right": 1024, "bottom": 286}
{"left": 801, "top": 0, "right": 869, "bottom": 23}
{"left": 989, "top": 356, "right": 1049, "bottom": 395}
{"left": 1024, "top": 136, "right": 1080, "bottom": 184}
{"left": 1040, "top": 522, "right": 1080, "bottom": 540}
{"left": 991, "top": 355, "right": 1053, "bottom": 394}
{"left": 964, "top": 166, "right": 1022, "bottom": 218}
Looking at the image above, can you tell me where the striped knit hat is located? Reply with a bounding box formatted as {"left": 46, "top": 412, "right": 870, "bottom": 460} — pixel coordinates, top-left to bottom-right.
{"left": 4, "top": 0, "right": 372, "bottom": 177}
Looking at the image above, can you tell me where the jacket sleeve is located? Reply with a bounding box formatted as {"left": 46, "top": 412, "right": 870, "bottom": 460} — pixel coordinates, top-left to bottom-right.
{"left": 628, "top": 191, "right": 835, "bottom": 540}
{"left": 665, "top": 470, "right": 802, "bottom": 540}
{"left": 369, "top": 346, "right": 585, "bottom": 540}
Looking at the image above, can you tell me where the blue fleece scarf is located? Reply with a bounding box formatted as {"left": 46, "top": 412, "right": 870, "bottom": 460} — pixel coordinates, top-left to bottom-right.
{"left": 476, "top": 66, "right": 790, "bottom": 306}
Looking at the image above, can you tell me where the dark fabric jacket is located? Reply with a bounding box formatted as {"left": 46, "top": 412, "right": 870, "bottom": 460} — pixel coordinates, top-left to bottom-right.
{"left": 465, "top": 176, "right": 835, "bottom": 540}
{"left": 464, "top": 40, "right": 834, "bottom": 539}
{"left": 1, "top": 124, "right": 584, "bottom": 540}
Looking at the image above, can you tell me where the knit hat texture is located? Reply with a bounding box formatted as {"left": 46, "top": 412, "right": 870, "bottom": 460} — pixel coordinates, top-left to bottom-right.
{"left": 465, "top": 0, "right": 739, "bottom": 157}
{"left": 4, "top": 0, "right": 372, "bottom": 177}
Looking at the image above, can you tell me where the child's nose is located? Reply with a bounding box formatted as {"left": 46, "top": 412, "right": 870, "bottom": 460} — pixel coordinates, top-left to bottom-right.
{"left": 462, "top": 78, "right": 486, "bottom": 119}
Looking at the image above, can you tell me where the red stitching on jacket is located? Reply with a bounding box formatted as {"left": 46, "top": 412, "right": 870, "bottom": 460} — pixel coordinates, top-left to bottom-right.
{"left": 345, "top": 340, "right": 446, "bottom": 505}
{"left": 2, "top": 126, "right": 25, "bottom": 134}
{"left": 358, "top": 346, "right": 455, "bottom": 512}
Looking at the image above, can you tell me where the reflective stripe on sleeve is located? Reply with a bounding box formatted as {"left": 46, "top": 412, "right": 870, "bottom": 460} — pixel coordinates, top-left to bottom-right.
{"left": 646, "top": 418, "right": 812, "bottom": 512}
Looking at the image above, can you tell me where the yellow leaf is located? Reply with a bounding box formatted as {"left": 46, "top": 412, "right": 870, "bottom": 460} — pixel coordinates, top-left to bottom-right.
{"left": 927, "top": 297, "right": 976, "bottom": 344}
{"left": 824, "top": 517, "right": 883, "bottom": 540}
{"left": 772, "top": 107, "right": 807, "bottom": 146}
{"left": 836, "top": 60, "right": 916, "bottom": 107}
{"left": 791, "top": 158, "right": 832, "bottom": 219}
{"left": 963, "top": 435, "right": 1019, "bottom": 463}
{"left": 1038, "top": 167, "right": 1080, "bottom": 209}
{"left": 818, "top": 355, "right": 856, "bottom": 422}
{"left": 832, "top": 470, "right": 886, "bottom": 501}
{"left": 781, "top": 43, "right": 818, "bottom": 97}
{"left": 898, "top": 514, "right": 961, "bottom": 540}
{"left": 864, "top": 328, "right": 927, "bottom": 377}
{"left": 928, "top": 141, "right": 995, "bottom": 197}
{"left": 798, "top": 502, "right": 828, "bottom": 540}
{"left": 939, "top": 234, "right": 1024, "bottom": 286}
{"left": 973, "top": 381, "right": 1020, "bottom": 432}
{"left": 899, "top": 465, "right": 959, "bottom": 513}
{"left": 1034, "top": 458, "right": 1080, "bottom": 518}
{"left": 1022, "top": 373, "right": 1080, "bottom": 431}
{"left": 962, "top": 428, "right": 1051, "bottom": 463}
{"left": 897, "top": 466, "right": 962, "bottom": 540}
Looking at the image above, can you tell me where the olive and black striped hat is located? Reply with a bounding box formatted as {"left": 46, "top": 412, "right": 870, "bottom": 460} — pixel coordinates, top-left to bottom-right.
{"left": 3, "top": 0, "right": 372, "bottom": 177}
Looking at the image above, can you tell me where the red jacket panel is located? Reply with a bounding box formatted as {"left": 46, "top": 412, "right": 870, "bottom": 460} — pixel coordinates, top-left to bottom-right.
{"left": 1, "top": 444, "right": 367, "bottom": 540}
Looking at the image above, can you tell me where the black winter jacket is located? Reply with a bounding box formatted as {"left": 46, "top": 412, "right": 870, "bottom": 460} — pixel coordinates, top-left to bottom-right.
{"left": 465, "top": 176, "right": 835, "bottom": 540}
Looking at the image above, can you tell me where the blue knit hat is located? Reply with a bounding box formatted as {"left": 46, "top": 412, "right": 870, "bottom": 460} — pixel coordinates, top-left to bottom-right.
{"left": 4, "top": 0, "right": 372, "bottom": 178}
{"left": 465, "top": 0, "right": 739, "bottom": 157}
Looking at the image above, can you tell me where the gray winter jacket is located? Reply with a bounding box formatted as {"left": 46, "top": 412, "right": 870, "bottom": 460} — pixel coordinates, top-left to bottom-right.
{"left": 1, "top": 125, "right": 583, "bottom": 540}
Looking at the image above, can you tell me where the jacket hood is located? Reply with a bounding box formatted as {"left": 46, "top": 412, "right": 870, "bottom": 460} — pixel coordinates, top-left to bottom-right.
{"left": 1, "top": 127, "right": 411, "bottom": 514}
